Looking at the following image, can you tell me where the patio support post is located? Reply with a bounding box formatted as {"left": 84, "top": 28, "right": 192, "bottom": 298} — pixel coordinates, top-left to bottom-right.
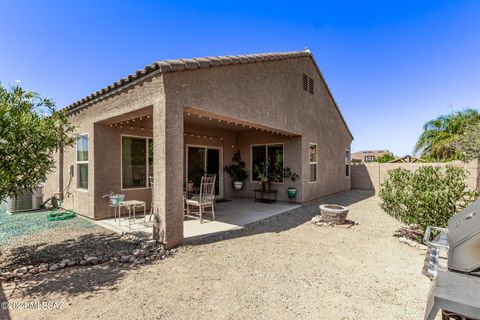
{"left": 152, "top": 98, "right": 184, "bottom": 248}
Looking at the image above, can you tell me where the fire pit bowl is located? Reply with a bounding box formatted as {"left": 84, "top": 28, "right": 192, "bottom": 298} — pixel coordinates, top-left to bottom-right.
{"left": 318, "top": 204, "right": 349, "bottom": 225}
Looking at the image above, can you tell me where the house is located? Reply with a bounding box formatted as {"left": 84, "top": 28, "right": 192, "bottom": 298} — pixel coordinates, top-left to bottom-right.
{"left": 44, "top": 50, "right": 353, "bottom": 247}
{"left": 351, "top": 150, "right": 390, "bottom": 163}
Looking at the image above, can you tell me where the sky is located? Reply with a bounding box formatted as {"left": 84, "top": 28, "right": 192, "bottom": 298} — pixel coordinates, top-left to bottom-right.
{"left": 1, "top": 0, "right": 479, "bottom": 156}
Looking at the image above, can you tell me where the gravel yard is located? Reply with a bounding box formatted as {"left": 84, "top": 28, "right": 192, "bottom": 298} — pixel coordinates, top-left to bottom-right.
{"left": 1, "top": 190, "right": 435, "bottom": 319}
{"left": 0, "top": 208, "right": 140, "bottom": 273}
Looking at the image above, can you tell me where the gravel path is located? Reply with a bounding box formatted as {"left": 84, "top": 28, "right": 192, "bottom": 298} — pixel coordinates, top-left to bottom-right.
{"left": 1, "top": 190, "right": 435, "bottom": 319}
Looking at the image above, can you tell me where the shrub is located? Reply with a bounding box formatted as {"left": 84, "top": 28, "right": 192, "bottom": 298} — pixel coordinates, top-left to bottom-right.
{"left": 379, "top": 165, "right": 478, "bottom": 233}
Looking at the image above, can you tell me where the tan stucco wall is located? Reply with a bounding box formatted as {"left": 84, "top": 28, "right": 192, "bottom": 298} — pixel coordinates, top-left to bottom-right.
{"left": 44, "top": 76, "right": 165, "bottom": 219}
{"left": 351, "top": 159, "right": 480, "bottom": 192}
{"left": 44, "top": 55, "right": 352, "bottom": 246}
{"left": 163, "top": 56, "right": 352, "bottom": 203}
{"left": 234, "top": 131, "right": 302, "bottom": 202}
{"left": 93, "top": 124, "right": 153, "bottom": 219}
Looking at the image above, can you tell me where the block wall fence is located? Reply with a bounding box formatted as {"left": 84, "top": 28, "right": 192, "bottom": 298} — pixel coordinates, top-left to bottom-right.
{"left": 351, "top": 159, "right": 480, "bottom": 193}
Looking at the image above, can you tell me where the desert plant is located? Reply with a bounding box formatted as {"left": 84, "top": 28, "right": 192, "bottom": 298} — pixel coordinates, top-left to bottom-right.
{"left": 224, "top": 150, "right": 248, "bottom": 181}
{"left": 0, "top": 84, "right": 76, "bottom": 199}
{"left": 379, "top": 165, "right": 478, "bottom": 235}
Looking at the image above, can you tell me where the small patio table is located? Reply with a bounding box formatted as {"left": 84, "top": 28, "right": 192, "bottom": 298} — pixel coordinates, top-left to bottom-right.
{"left": 118, "top": 200, "right": 146, "bottom": 230}
{"left": 254, "top": 189, "right": 277, "bottom": 203}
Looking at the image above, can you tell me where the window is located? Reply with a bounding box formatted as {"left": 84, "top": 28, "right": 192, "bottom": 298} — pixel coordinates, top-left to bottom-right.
{"left": 303, "top": 74, "right": 314, "bottom": 94}
{"left": 122, "top": 136, "right": 153, "bottom": 189}
{"left": 76, "top": 134, "right": 88, "bottom": 189}
{"left": 148, "top": 138, "right": 154, "bottom": 187}
{"left": 309, "top": 143, "right": 317, "bottom": 182}
{"left": 345, "top": 150, "right": 351, "bottom": 177}
{"left": 251, "top": 144, "right": 284, "bottom": 182}
{"left": 364, "top": 155, "right": 375, "bottom": 162}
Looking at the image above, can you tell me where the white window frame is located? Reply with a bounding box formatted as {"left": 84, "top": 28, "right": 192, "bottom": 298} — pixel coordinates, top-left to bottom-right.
{"left": 121, "top": 134, "right": 153, "bottom": 190}
{"left": 345, "top": 149, "right": 351, "bottom": 178}
{"left": 250, "top": 143, "right": 285, "bottom": 183}
{"left": 309, "top": 143, "right": 317, "bottom": 183}
{"left": 76, "top": 133, "right": 89, "bottom": 190}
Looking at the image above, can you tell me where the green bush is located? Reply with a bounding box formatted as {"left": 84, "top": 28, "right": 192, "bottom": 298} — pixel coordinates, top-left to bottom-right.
{"left": 379, "top": 165, "right": 478, "bottom": 232}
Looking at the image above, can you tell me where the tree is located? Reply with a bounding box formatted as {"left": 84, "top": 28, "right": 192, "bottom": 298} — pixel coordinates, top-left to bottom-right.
{"left": 414, "top": 108, "right": 480, "bottom": 161}
{"left": 455, "top": 123, "right": 480, "bottom": 162}
{"left": 0, "top": 84, "right": 76, "bottom": 199}
{"left": 376, "top": 152, "right": 395, "bottom": 163}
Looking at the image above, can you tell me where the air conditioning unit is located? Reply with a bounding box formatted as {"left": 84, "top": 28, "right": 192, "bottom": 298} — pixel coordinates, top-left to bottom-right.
{"left": 6, "top": 187, "right": 44, "bottom": 214}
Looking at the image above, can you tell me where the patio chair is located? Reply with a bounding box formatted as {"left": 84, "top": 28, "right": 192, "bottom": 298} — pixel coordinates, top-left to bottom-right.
{"left": 185, "top": 174, "right": 216, "bottom": 223}
{"left": 203, "top": 173, "right": 217, "bottom": 208}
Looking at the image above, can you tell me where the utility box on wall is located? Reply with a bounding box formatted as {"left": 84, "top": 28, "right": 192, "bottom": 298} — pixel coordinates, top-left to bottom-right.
{"left": 5, "top": 187, "right": 44, "bottom": 213}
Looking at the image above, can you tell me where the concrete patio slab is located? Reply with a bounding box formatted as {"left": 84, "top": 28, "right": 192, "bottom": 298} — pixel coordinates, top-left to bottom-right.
{"left": 94, "top": 198, "right": 300, "bottom": 241}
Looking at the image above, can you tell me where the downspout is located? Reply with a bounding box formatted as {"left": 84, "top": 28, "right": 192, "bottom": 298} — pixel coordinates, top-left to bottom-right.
{"left": 59, "top": 148, "right": 64, "bottom": 197}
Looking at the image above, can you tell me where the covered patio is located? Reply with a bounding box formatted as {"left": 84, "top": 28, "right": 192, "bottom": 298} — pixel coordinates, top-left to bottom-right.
{"left": 95, "top": 198, "right": 300, "bottom": 240}
{"left": 91, "top": 105, "right": 302, "bottom": 244}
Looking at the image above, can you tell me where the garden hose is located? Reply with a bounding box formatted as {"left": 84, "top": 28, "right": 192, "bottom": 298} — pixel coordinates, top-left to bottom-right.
{"left": 46, "top": 174, "right": 76, "bottom": 221}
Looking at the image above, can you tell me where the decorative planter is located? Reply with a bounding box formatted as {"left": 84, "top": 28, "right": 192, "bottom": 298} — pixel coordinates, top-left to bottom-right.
{"left": 262, "top": 181, "right": 271, "bottom": 191}
{"left": 287, "top": 188, "right": 297, "bottom": 199}
{"left": 233, "top": 181, "right": 244, "bottom": 190}
{"left": 318, "top": 204, "right": 349, "bottom": 224}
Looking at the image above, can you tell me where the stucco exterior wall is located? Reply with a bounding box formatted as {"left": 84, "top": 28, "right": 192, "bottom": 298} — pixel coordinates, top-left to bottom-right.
{"left": 234, "top": 131, "right": 301, "bottom": 202}
{"left": 163, "top": 56, "right": 352, "bottom": 203}
{"left": 351, "top": 159, "right": 480, "bottom": 192}
{"left": 93, "top": 124, "right": 153, "bottom": 219}
{"left": 44, "top": 54, "right": 352, "bottom": 246}
{"left": 43, "top": 75, "right": 165, "bottom": 219}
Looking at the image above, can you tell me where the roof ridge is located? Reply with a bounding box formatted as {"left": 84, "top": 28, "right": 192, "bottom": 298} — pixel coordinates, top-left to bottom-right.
{"left": 64, "top": 50, "right": 311, "bottom": 111}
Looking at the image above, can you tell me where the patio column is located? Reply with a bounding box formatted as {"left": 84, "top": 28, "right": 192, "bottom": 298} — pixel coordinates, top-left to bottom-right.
{"left": 152, "top": 98, "right": 184, "bottom": 248}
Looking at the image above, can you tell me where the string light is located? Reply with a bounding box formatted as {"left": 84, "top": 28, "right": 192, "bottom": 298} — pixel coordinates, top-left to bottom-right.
{"left": 106, "top": 112, "right": 295, "bottom": 138}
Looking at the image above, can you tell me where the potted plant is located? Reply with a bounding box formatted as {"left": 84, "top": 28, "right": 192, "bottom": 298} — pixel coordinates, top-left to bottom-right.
{"left": 224, "top": 151, "right": 248, "bottom": 190}
{"left": 254, "top": 161, "right": 271, "bottom": 191}
{"left": 283, "top": 167, "right": 299, "bottom": 199}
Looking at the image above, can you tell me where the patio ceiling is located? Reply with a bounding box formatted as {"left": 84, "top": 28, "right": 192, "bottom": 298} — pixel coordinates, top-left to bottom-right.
{"left": 184, "top": 107, "right": 300, "bottom": 137}
{"left": 97, "top": 106, "right": 153, "bottom": 131}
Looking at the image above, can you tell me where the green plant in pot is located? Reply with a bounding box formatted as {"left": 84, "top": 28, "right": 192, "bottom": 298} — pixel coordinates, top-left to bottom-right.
{"left": 254, "top": 160, "right": 271, "bottom": 191}
{"left": 224, "top": 151, "right": 248, "bottom": 190}
{"left": 283, "top": 167, "right": 299, "bottom": 199}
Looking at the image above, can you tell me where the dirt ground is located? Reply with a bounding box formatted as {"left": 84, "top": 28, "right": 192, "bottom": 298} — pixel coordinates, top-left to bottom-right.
{"left": 1, "top": 190, "right": 435, "bottom": 320}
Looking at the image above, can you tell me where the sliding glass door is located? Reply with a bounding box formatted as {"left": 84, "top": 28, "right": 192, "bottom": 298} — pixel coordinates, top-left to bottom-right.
{"left": 186, "top": 146, "right": 222, "bottom": 198}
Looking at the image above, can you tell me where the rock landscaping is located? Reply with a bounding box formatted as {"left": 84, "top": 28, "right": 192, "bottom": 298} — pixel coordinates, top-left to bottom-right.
{"left": 2, "top": 190, "right": 434, "bottom": 320}
{"left": 0, "top": 234, "right": 175, "bottom": 282}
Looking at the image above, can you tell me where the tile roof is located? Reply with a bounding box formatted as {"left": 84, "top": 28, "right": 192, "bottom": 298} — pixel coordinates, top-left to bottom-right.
{"left": 64, "top": 50, "right": 311, "bottom": 112}
{"left": 63, "top": 49, "right": 353, "bottom": 138}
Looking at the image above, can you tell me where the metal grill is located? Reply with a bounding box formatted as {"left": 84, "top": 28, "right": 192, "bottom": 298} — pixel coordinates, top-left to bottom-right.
{"left": 423, "top": 199, "right": 480, "bottom": 320}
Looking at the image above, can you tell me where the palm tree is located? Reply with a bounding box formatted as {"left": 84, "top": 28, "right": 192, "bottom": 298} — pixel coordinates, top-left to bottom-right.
{"left": 414, "top": 108, "right": 480, "bottom": 160}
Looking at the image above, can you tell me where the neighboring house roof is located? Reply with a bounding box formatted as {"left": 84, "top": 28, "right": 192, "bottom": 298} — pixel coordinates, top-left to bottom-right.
{"left": 352, "top": 150, "right": 390, "bottom": 160}
{"left": 63, "top": 50, "right": 353, "bottom": 139}
{"left": 389, "top": 155, "right": 425, "bottom": 163}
